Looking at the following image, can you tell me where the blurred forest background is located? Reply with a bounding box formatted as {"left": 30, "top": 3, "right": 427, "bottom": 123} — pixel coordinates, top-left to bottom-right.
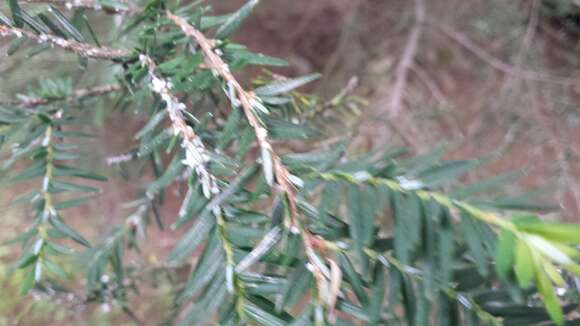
{"left": 1, "top": 0, "right": 580, "bottom": 324}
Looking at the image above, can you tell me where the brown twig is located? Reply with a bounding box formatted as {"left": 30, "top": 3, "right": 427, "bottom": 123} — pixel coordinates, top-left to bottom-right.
{"left": 166, "top": 10, "right": 329, "bottom": 301}
{"left": 432, "top": 21, "right": 580, "bottom": 86}
{"left": 375, "top": 0, "right": 430, "bottom": 150}
{"left": 0, "top": 83, "right": 122, "bottom": 108}
{"left": 389, "top": 0, "right": 425, "bottom": 118}
{"left": 0, "top": 25, "right": 131, "bottom": 60}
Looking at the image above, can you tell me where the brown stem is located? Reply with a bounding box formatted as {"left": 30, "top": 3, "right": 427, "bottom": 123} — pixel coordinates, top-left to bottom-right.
{"left": 389, "top": 0, "right": 425, "bottom": 118}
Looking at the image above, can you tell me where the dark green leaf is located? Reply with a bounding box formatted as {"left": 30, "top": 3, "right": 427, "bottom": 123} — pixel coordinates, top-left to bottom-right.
{"left": 264, "top": 117, "right": 319, "bottom": 140}
{"left": 19, "top": 267, "right": 36, "bottom": 295}
{"left": 227, "top": 49, "right": 288, "bottom": 67}
{"left": 417, "top": 160, "right": 478, "bottom": 188}
{"left": 50, "top": 180, "right": 100, "bottom": 193}
{"left": 276, "top": 262, "right": 312, "bottom": 311}
{"left": 367, "top": 263, "right": 385, "bottom": 323}
{"left": 459, "top": 210, "right": 489, "bottom": 276}
{"left": 245, "top": 296, "right": 292, "bottom": 326}
{"left": 392, "top": 192, "right": 422, "bottom": 265}
{"left": 347, "top": 185, "right": 376, "bottom": 271}
{"left": 536, "top": 269, "right": 564, "bottom": 326}
{"left": 514, "top": 240, "right": 534, "bottom": 287}
{"left": 215, "top": 0, "right": 259, "bottom": 39}
{"left": 146, "top": 154, "right": 184, "bottom": 197}
{"left": 49, "top": 6, "right": 85, "bottom": 42}
{"left": 172, "top": 183, "right": 208, "bottom": 230}
{"left": 49, "top": 215, "right": 91, "bottom": 247}
{"left": 9, "top": 0, "right": 23, "bottom": 27}
{"left": 53, "top": 165, "right": 107, "bottom": 181}
{"left": 137, "top": 129, "right": 172, "bottom": 157}
{"left": 337, "top": 252, "right": 368, "bottom": 306}
{"left": 255, "top": 73, "right": 321, "bottom": 97}
{"left": 496, "top": 229, "right": 516, "bottom": 279}
{"left": 518, "top": 222, "right": 580, "bottom": 244}
{"left": 167, "top": 213, "right": 215, "bottom": 264}
{"left": 20, "top": 11, "right": 50, "bottom": 34}
{"left": 11, "top": 161, "right": 45, "bottom": 182}
{"left": 53, "top": 195, "right": 98, "bottom": 210}
{"left": 450, "top": 170, "right": 524, "bottom": 199}
{"left": 0, "top": 12, "right": 11, "bottom": 25}
{"left": 135, "top": 110, "right": 166, "bottom": 139}
{"left": 178, "top": 231, "right": 224, "bottom": 302}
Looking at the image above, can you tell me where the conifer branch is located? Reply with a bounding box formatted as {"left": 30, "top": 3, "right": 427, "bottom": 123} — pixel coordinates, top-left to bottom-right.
{"left": 166, "top": 11, "right": 331, "bottom": 304}
{"left": 0, "top": 25, "right": 131, "bottom": 60}
{"left": 313, "top": 170, "right": 515, "bottom": 231}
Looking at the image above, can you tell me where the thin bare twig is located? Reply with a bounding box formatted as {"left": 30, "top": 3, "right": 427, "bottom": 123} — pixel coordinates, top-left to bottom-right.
{"left": 0, "top": 84, "right": 122, "bottom": 108}
{"left": 0, "top": 25, "right": 131, "bottom": 60}
{"left": 432, "top": 21, "right": 580, "bottom": 86}
{"left": 389, "top": 0, "right": 425, "bottom": 118}
{"left": 374, "top": 0, "right": 429, "bottom": 150}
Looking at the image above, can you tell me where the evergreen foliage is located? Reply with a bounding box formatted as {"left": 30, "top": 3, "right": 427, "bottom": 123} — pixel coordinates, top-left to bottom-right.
{"left": 1, "top": 1, "right": 579, "bottom": 324}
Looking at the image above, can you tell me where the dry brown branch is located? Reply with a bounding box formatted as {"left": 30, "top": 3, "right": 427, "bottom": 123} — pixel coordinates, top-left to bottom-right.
{"left": 0, "top": 83, "right": 122, "bottom": 108}
{"left": 389, "top": 0, "right": 425, "bottom": 118}
{"left": 166, "top": 11, "right": 331, "bottom": 302}
{"left": 0, "top": 25, "right": 131, "bottom": 60}
{"left": 375, "top": 0, "right": 431, "bottom": 151}
{"left": 432, "top": 21, "right": 580, "bottom": 86}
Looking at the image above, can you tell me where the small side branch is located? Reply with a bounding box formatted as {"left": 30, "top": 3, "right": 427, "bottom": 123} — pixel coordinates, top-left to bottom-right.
{"left": 0, "top": 25, "right": 131, "bottom": 60}
{"left": 1, "top": 84, "right": 122, "bottom": 108}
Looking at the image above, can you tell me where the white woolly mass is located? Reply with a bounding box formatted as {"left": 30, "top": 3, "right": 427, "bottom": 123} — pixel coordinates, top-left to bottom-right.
{"left": 142, "top": 56, "right": 219, "bottom": 200}
{"left": 106, "top": 153, "right": 133, "bottom": 165}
